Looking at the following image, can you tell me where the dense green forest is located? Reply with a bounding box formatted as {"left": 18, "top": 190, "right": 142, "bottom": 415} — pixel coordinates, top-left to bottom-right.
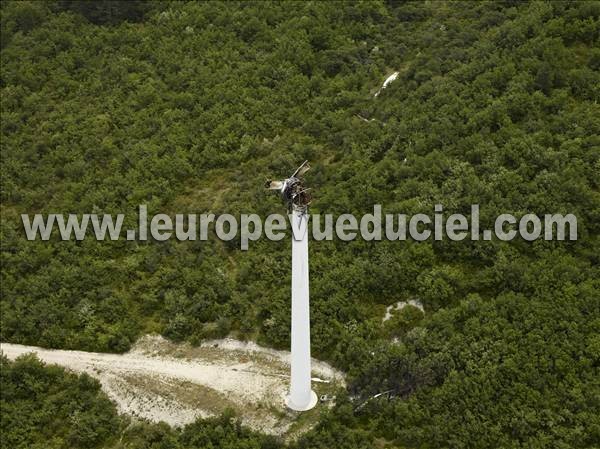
{"left": 1, "top": 1, "right": 599, "bottom": 448}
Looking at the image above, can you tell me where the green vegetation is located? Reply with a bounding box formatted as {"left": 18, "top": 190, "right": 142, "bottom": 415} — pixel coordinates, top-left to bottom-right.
{"left": 1, "top": 1, "right": 599, "bottom": 448}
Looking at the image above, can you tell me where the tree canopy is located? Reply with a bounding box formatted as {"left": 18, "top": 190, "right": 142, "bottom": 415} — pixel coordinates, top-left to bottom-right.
{"left": 1, "top": 1, "right": 599, "bottom": 448}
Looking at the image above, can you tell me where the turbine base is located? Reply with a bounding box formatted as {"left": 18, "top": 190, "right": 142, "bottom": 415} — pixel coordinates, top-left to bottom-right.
{"left": 285, "top": 390, "right": 318, "bottom": 411}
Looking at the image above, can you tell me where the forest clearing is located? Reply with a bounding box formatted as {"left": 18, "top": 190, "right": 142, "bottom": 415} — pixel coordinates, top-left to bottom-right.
{"left": 1, "top": 335, "right": 344, "bottom": 438}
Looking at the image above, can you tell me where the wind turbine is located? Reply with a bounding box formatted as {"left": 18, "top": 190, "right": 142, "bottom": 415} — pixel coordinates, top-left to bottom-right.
{"left": 266, "top": 161, "right": 317, "bottom": 411}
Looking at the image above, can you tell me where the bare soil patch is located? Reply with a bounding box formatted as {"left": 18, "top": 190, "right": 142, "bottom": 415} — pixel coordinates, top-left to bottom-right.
{"left": 1, "top": 335, "right": 344, "bottom": 437}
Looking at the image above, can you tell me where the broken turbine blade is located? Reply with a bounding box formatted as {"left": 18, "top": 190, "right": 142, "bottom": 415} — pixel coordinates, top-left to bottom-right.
{"left": 291, "top": 160, "right": 310, "bottom": 179}
{"left": 266, "top": 180, "right": 284, "bottom": 190}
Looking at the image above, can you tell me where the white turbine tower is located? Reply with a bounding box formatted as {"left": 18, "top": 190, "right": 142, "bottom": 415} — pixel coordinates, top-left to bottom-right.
{"left": 266, "top": 161, "right": 317, "bottom": 411}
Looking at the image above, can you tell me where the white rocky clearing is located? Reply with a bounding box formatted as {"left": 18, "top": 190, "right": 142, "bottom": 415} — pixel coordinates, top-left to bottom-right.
{"left": 1, "top": 335, "right": 344, "bottom": 437}
{"left": 383, "top": 299, "right": 424, "bottom": 322}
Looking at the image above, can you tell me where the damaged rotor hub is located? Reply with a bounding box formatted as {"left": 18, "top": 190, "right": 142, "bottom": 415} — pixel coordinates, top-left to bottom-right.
{"left": 284, "top": 177, "right": 311, "bottom": 211}
{"left": 266, "top": 161, "right": 312, "bottom": 212}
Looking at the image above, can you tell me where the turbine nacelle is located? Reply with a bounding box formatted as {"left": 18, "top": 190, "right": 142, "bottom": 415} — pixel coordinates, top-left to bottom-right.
{"left": 265, "top": 161, "right": 311, "bottom": 211}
